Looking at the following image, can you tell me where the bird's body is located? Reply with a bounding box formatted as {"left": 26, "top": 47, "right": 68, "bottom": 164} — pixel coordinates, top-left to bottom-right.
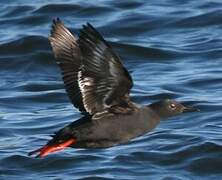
{"left": 54, "top": 106, "right": 160, "bottom": 149}
{"left": 29, "top": 18, "right": 198, "bottom": 158}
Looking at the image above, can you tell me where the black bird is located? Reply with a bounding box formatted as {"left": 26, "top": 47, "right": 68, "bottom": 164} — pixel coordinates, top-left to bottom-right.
{"left": 29, "top": 18, "right": 198, "bottom": 158}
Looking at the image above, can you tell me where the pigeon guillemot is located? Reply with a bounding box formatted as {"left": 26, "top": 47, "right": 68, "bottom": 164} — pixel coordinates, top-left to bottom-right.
{"left": 29, "top": 18, "right": 198, "bottom": 158}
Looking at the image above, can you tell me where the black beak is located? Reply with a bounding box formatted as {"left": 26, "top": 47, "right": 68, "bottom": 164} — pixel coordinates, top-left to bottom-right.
{"left": 183, "top": 106, "right": 200, "bottom": 113}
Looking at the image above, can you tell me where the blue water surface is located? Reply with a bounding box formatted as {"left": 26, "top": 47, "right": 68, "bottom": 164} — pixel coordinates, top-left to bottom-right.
{"left": 0, "top": 0, "right": 222, "bottom": 179}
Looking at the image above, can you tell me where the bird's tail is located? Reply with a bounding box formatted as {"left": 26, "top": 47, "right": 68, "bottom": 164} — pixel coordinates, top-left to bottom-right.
{"left": 28, "top": 115, "right": 91, "bottom": 158}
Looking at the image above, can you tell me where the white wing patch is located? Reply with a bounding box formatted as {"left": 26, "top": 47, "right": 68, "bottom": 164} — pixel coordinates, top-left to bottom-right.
{"left": 78, "top": 69, "right": 113, "bottom": 114}
{"left": 78, "top": 70, "right": 95, "bottom": 113}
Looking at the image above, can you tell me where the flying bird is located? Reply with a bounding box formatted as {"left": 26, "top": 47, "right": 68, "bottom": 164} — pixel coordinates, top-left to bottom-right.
{"left": 29, "top": 18, "right": 198, "bottom": 158}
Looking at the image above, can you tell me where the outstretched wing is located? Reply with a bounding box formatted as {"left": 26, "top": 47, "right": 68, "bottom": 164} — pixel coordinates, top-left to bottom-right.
{"left": 49, "top": 18, "right": 86, "bottom": 113}
{"left": 78, "top": 23, "right": 133, "bottom": 114}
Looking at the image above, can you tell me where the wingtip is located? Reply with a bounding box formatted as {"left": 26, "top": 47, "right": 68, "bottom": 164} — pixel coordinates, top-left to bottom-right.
{"left": 86, "top": 22, "right": 92, "bottom": 27}
{"left": 51, "top": 17, "right": 63, "bottom": 29}
{"left": 82, "top": 22, "right": 94, "bottom": 30}
{"left": 50, "top": 17, "right": 64, "bottom": 37}
{"left": 82, "top": 24, "right": 87, "bottom": 30}
{"left": 87, "top": 22, "right": 95, "bottom": 30}
{"left": 52, "top": 17, "right": 61, "bottom": 25}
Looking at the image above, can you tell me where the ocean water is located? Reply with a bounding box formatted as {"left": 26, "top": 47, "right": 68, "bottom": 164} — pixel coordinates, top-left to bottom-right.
{"left": 0, "top": 0, "right": 222, "bottom": 179}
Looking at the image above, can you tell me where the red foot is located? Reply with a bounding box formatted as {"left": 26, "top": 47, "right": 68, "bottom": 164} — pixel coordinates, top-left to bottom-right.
{"left": 29, "top": 139, "right": 76, "bottom": 158}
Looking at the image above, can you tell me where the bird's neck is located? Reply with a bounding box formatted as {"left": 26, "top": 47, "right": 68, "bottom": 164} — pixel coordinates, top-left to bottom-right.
{"left": 147, "top": 102, "right": 170, "bottom": 120}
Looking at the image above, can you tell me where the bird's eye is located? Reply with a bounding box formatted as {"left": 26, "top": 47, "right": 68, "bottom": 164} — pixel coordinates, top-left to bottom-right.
{"left": 169, "top": 103, "right": 176, "bottom": 109}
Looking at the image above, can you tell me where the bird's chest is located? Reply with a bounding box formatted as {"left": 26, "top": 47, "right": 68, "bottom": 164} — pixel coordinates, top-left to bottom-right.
{"left": 76, "top": 109, "right": 159, "bottom": 145}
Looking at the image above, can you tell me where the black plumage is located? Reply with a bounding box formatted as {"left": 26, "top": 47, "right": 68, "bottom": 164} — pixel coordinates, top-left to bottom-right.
{"left": 28, "top": 19, "right": 199, "bottom": 158}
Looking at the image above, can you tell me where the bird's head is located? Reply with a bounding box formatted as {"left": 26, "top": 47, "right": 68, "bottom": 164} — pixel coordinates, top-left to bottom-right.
{"left": 149, "top": 99, "right": 199, "bottom": 119}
